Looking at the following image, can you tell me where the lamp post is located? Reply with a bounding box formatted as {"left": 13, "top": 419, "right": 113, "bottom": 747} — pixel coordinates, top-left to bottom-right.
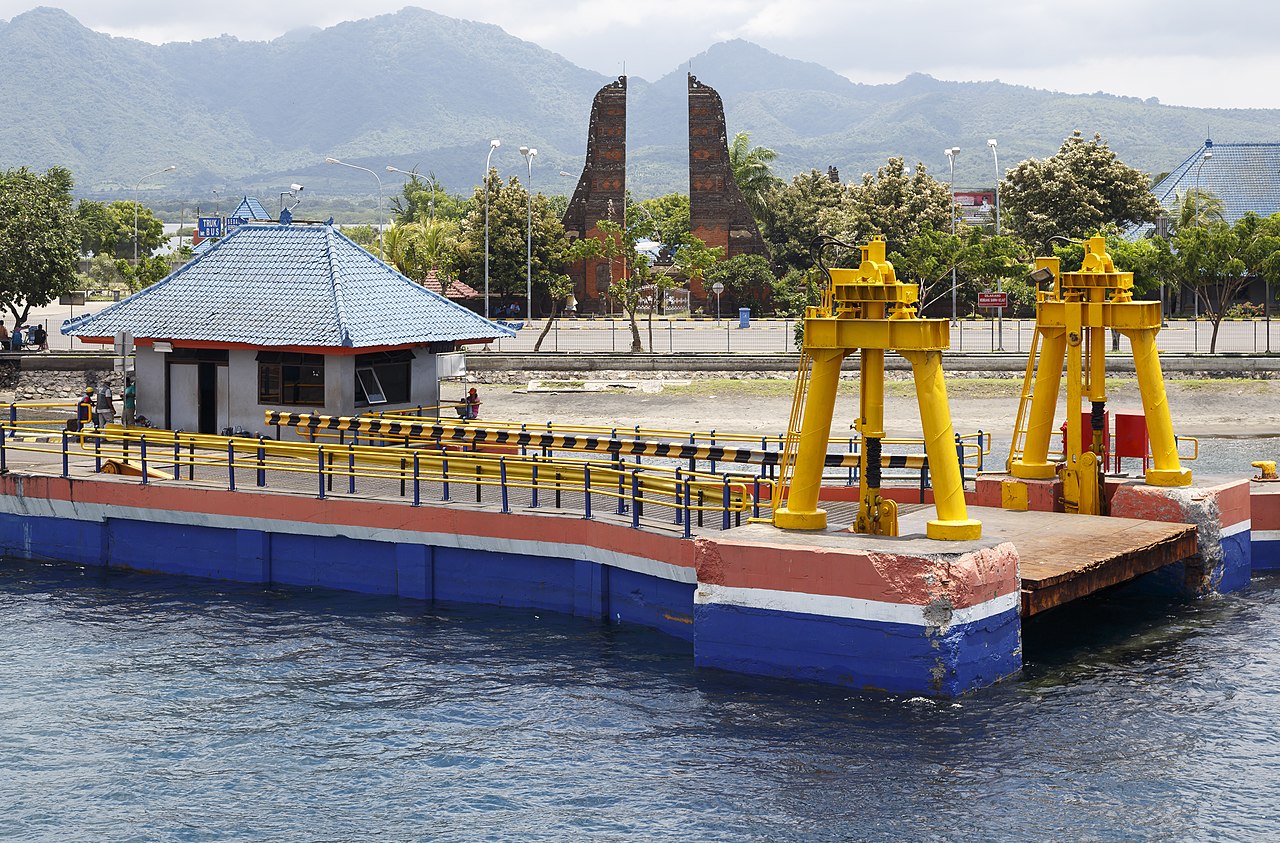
{"left": 386, "top": 166, "right": 439, "bottom": 223}
{"left": 987, "top": 139, "right": 1003, "bottom": 350}
{"left": 326, "top": 157, "right": 384, "bottom": 258}
{"left": 519, "top": 146, "right": 537, "bottom": 321}
{"left": 1192, "top": 150, "right": 1212, "bottom": 340}
{"left": 134, "top": 165, "right": 176, "bottom": 266}
{"left": 1195, "top": 151, "right": 1213, "bottom": 228}
{"left": 944, "top": 147, "right": 960, "bottom": 346}
{"left": 212, "top": 187, "right": 220, "bottom": 217}
{"left": 484, "top": 139, "right": 501, "bottom": 320}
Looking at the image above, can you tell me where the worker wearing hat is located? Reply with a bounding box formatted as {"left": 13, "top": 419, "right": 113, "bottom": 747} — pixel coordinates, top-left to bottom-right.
{"left": 77, "top": 387, "right": 94, "bottom": 428}
{"left": 465, "top": 387, "right": 480, "bottom": 420}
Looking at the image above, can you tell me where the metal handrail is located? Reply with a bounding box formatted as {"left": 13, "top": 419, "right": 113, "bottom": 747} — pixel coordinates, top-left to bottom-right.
{"left": 0, "top": 421, "right": 767, "bottom": 534}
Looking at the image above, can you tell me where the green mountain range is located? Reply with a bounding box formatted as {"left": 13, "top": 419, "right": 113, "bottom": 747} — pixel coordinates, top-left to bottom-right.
{"left": 2, "top": 5, "right": 1276, "bottom": 212}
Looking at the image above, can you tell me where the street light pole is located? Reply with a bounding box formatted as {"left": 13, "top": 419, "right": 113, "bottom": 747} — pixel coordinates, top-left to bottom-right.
{"left": 1192, "top": 150, "right": 1212, "bottom": 337}
{"left": 134, "top": 165, "right": 176, "bottom": 266}
{"left": 520, "top": 146, "right": 537, "bottom": 321}
{"left": 325, "top": 157, "right": 384, "bottom": 258}
{"left": 385, "top": 166, "right": 439, "bottom": 224}
{"left": 945, "top": 147, "right": 960, "bottom": 344}
{"left": 484, "top": 139, "right": 501, "bottom": 320}
{"left": 988, "top": 139, "right": 1003, "bottom": 350}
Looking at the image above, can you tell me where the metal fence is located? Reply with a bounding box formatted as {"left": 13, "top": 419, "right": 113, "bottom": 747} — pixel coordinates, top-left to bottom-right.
{"left": 489, "top": 317, "right": 1279, "bottom": 356}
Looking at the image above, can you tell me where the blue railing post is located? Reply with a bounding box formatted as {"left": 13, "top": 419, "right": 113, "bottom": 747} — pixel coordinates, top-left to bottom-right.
{"left": 348, "top": 444, "right": 356, "bottom": 495}
{"left": 61, "top": 430, "right": 69, "bottom": 477}
{"left": 709, "top": 429, "right": 717, "bottom": 474}
{"left": 630, "top": 470, "right": 640, "bottom": 528}
{"left": 227, "top": 441, "right": 236, "bottom": 492}
{"left": 616, "top": 463, "right": 626, "bottom": 515}
{"left": 978, "top": 429, "right": 986, "bottom": 473}
{"left": 674, "top": 468, "right": 683, "bottom": 525}
{"left": 753, "top": 477, "right": 761, "bottom": 519}
{"left": 955, "top": 433, "right": 965, "bottom": 484}
{"left": 441, "top": 457, "right": 450, "bottom": 501}
{"left": 500, "top": 458, "right": 510, "bottom": 513}
{"left": 722, "top": 477, "right": 731, "bottom": 530}
{"left": 257, "top": 437, "right": 266, "bottom": 487}
{"left": 94, "top": 434, "right": 102, "bottom": 473}
{"left": 583, "top": 465, "right": 592, "bottom": 520}
{"left": 530, "top": 461, "right": 539, "bottom": 508}
{"left": 412, "top": 452, "right": 421, "bottom": 507}
{"left": 682, "top": 476, "right": 692, "bottom": 539}
{"left": 172, "top": 438, "right": 180, "bottom": 478}
{"left": 7, "top": 403, "right": 15, "bottom": 439}
{"left": 316, "top": 448, "right": 325, "bottom": 499}
{"left": 0, "top": 424, "right": 6, "bottom": 473}
{"left": 139, "top": 437, "right": 149, "bottom": 486}
{"left": 847, "top": 437, "right": 855, "bottom": 485}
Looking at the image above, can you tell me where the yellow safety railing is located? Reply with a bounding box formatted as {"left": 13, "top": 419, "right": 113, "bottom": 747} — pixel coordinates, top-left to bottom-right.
{"left": 0, "top": 421, "right": 771, "bottom": 537}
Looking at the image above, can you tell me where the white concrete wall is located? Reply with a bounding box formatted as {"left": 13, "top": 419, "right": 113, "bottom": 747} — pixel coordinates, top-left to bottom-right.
{"left": 134, "top": 345, "right": 166, "bottom": 425}
{"left": 135, "top": 346, "right": 442, "bottom": 437}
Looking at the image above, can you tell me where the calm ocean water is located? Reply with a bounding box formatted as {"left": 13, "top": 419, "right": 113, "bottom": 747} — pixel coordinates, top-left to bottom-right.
{"left": 1, "top": 558, "right": 1277, "bottom": 842}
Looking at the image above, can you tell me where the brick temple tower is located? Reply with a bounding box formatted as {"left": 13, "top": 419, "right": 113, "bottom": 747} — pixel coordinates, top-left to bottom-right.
{"left": 561, "top": 76, "right": 627, "bottom": 313}
{"left": 687, "top": 73, "right": 769, "bottom": 300}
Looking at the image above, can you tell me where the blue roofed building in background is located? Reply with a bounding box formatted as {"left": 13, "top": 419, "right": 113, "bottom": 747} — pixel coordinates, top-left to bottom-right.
{"left": 1139, "top": 140, "right": 1280, "bottom": 236}
{"left": 230, "top": 196, "right": 273, "bottom": 222}
{"left": 62, "top": 221, "right": 512, "bottom": 435}
{"left": 1132, "top": 139, "right": 1280, "bottom": 314}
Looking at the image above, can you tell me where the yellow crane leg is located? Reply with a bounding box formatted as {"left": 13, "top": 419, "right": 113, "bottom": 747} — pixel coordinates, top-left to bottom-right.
{"left": 774, "top": 349, "right": 845, "bottom": 530}
{"left": 1126, "top": 329, "right": 1192, "bottom": 487}
{"left": 901, "top": 350, "right": 982, "bottom": 541}
{"left": 855, "top": 348, "right": 897, "bottom": 536}
{"left": 1010, "top": 327, "right": 1066, "bottom": 479}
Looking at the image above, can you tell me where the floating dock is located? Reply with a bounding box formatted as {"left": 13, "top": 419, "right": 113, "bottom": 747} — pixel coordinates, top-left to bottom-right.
{"left": 0, "top": 419, "right": 1261, "bottom": 697}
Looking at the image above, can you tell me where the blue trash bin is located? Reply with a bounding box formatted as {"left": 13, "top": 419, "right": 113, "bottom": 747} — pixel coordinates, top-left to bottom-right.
{"left": 738, "top": 307, "right": 751, "bottom": 328}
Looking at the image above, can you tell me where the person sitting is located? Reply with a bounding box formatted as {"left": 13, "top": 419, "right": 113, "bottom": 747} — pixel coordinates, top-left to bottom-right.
{"left": 464, "top": 387, "right": 480, "bottom": 420}
{"left": 32, "top": 325, "right": 47, "bottom": 351}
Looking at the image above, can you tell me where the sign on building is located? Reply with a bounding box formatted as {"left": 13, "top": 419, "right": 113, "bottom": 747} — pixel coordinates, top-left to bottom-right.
{"left": 197, "top": 216, "right": 224, "bottom": 239}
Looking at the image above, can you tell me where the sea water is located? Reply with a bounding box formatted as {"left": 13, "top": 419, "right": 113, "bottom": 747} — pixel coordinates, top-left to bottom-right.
{"left": 1, "top": 560, "right": 1277, "bottom": 842}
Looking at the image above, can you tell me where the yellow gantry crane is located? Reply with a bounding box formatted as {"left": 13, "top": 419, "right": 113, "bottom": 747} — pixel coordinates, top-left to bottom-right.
{"left": 773, "top": 238, "right": 981, "bottom": 541}
{"left": 1007, "top": 236, "right": 1191, "bottom": 515}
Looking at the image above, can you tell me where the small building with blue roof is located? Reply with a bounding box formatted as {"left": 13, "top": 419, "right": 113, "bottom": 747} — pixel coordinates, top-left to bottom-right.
{"left": 62, "top": 220, "right": 512, "bottom": 434}
{"left": 1139, "top": 139, "right": 1280, "bottom": 236}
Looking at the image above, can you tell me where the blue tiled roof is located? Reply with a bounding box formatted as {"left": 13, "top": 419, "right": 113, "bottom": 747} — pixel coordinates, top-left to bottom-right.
{"left": 230, "top": 196, "right": 272, "bottom": 221}
{"left": 62, "top": 223, "right": 514, "bottom": 347}
{"left": 1132, "top": 141, "right": 1280, "bottom": 236}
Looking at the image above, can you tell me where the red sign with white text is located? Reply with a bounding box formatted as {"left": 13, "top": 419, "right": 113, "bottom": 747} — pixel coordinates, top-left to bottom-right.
{"left": 978, "top": 292, "right": 1008, "bottom": 308}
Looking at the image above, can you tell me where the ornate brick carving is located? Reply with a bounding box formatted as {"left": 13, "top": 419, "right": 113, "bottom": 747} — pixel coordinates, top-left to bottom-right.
{"left": 562, "top": 76, "right": 627, "bottom": 310}
{"left": 687, "top": 73, "right": 769, "bottom": 292}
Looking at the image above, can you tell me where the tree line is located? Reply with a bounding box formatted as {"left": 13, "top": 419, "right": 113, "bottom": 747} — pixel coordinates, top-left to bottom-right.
{"left": 3, "top": 130, "right": 1276, "bottom": 352}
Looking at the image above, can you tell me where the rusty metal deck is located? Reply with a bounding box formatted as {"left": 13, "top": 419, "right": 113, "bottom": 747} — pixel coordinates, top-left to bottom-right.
{"left": 892, "top": 506, "right": 1198, "bottom": 616}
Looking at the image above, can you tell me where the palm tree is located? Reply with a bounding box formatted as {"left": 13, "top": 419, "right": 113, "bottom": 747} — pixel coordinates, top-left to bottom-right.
{"left": 1176, "top": 188, "right": 1226, "bottom": 231}
{"left": 728, "top": 132, "right": 781, "bottom": 220}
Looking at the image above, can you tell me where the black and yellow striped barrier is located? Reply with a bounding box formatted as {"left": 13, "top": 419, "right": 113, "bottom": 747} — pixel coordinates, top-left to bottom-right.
{"left": 266, "top": 411, "right": 930, "bottom": 473}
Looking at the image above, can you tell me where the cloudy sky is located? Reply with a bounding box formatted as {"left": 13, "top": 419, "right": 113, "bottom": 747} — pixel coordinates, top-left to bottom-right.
{"left": 4, "top": 1, "right": 1277, "bottom": 109}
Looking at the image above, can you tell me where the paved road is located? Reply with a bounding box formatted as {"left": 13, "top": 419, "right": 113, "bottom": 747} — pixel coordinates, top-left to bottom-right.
{"left": 13, "top": 302, "right": 1279, "bottom": 356}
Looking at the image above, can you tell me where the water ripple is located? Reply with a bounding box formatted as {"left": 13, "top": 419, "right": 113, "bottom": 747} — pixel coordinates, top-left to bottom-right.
{"left": 1, "top": 561, "right": 1277, "bottom": 841}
